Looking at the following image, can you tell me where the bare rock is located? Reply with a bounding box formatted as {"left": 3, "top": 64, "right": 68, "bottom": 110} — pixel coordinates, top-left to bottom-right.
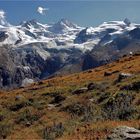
{"left": 50, "top": 95, "right": 66, "bottom": 104}
{"left": 15, "top": 95, "right": 24, "bottom": 101}
{"left": 104, "top": 71, "right": 112, "bottom": 76}
{"left": 87, "top": 82, "right": 96, "bottom": 90}
{"left": 107, "top": 126, "right": 140, "bottom": 140}
{"left": 72, "top": 87, "right": 88, "bottom": 95}
{"left": 117, "top": 73, "right": 132, "bottom": 82}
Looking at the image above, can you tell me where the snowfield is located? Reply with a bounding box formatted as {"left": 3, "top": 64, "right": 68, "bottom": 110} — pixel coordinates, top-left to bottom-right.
{"left": 0, "top": 18, "right": 139, "bottom": 62}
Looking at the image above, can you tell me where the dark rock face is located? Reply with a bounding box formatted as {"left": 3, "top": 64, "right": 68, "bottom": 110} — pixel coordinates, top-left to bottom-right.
{"left": 74, "top": 28, "right": 93, "bottom": 44}
{"left": 124, "top": 18, "right": 131, "bottom": 26}
{"left": 0, "top": 32, "right": 8, "bottom": 42}
{"left": 0, "top": 44, "right": 64, "bottom": 88}
{"left": 114, "top": 37, "right": 131, "bottom": 50}
{"left": 0, "top": 42, "right": 134, "bottom": 89}
{"left": 15, "top": 38, "right": 22, "bottom": 45}
{"left": 82, "top": 54, "right": 100, "bottom": 71}
{"left": 129, "top": 28, "right": 140, "bottom": 39}
{"left": 0, "top": 68, "right": 12, "bottom": 87}
{"left": 107, "top": 126, "right": 140, "bottom": 140}
{"left": 0, "top": 46, "right": 36, "bottom": 88}
{"left": 99, "top": 34, "right": 111, "bottom": 45}
{"left": 0, "top": 42, "right": 106, "bottom": 89}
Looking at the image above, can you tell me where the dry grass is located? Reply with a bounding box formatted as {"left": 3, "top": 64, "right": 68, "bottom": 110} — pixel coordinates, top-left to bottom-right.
{"left": 0, "top": 54, "right": 140, "bottom": 139}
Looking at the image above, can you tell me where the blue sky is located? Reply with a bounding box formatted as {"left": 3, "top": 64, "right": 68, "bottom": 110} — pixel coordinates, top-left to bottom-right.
{"left": 0, "top": 0, "right": 140, "bottom": 27}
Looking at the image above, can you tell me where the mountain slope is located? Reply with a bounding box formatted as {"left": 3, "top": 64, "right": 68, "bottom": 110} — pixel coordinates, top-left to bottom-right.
{"left": 0, "top": 53, "right": 140, "bottom": 139}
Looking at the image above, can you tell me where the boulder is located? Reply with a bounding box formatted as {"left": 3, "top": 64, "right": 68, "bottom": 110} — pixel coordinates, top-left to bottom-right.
{"left": 21, "top": 78, "right": 34, "bottom": 87}
{"left": 104, "top": 71, "right": 112, "bottom": 76}
{"left": 87, "top": 82, "right": 95, "bottom": 90}
{"left": 15, "top": 95, "right": 24, "bottom": 101}
{"left": 50, "top": 95, "right": 66, "bottom": 104}
{"left": 107, "top": 126, "right": 140, "bottom": 140}
{"left": 47, "top": 104, "right": 56, "bottom": 110}
{"left": 117, "top": 73, "right": 132, "bottom": 82}
{"left": 72, "top": 87, "right": 88, "bottom": 95}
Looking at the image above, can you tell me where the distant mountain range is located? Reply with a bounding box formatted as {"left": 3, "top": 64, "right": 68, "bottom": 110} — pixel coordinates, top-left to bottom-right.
{"left": 0, "top": 17, "right": 140, "bottom": 88}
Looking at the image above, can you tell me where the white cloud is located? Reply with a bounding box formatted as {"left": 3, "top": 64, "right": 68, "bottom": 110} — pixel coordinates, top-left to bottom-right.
{"left": 0, "top": 9, "right": 10, "bottom": 26}
{"left": 37, "top": 6, "right": 48, "bottom": 15}
{"left": 0, "top": 10, "right": 5, "bottom": 19}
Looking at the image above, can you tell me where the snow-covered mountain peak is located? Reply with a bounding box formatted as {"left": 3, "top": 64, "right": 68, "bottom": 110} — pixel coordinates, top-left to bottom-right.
{"left": 20, "top": 19, "right": 47, "bottom": 30}
{"left": 0, "top": 18, "right": 139, "bottom": 51}
{"left": 58, "top": 18, "right": 78, "bottom": 28}
{"left": 83, "top": 20, "right": 133, "bottom": 35}
{"left": 74, "top": 19, "right": 140, "bottom": 46}
{"left": 48, "top": 18, "right": 81, "bottom": 34}
{"left": 124, "top": 18, "right": 131, "bottom": 26}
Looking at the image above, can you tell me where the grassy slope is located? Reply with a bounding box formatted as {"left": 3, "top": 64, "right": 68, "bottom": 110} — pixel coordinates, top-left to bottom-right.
{"left": 0, "top": 54, "right": 140, "bottom": 139}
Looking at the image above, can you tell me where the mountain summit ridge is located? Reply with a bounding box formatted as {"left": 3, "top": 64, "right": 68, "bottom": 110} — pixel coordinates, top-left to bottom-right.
{"left": 0, "top": 18, "right": 139, "bottom": 48}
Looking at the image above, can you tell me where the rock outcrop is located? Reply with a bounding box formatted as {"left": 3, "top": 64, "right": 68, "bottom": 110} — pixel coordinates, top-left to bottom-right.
{"left": 107, "top": 126, "right": 140, "bottom": 140}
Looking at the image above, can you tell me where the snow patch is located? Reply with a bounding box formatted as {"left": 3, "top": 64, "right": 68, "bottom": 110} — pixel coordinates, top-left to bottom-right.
{"left": 23, "top": 66, "right": 30, "bottom": 71}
